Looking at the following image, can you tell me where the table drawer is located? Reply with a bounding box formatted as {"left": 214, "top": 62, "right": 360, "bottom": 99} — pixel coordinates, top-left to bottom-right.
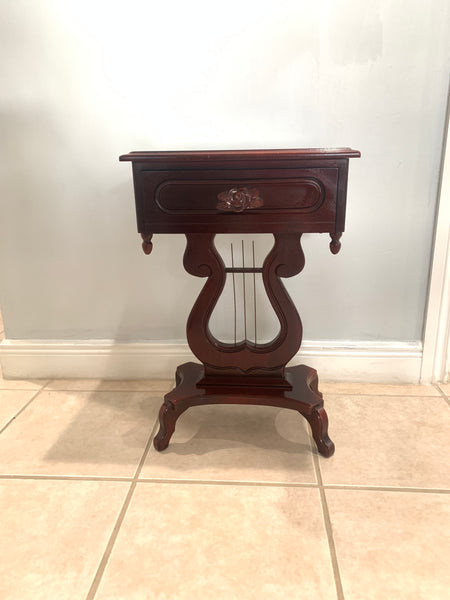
{"left": 156, "top": 177, "right": 324, "bottom": 214}
{"left": 134, "top": 166, "right": 346, "bottom": 234}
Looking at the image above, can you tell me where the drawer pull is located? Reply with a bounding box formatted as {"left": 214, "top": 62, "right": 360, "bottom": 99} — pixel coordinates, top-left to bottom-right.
{"left": 216, "top": 187, "right": 263, "bottom": 213}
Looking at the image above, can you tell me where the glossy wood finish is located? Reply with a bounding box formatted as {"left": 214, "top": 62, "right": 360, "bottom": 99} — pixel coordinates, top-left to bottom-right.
{"left": 183, "top": 231, "right": 304, "bottom": 375}
{"left": 120, "top": 148, "right": 360, "bottom": 242}
{"left": 154, "top": 362, "right": 334, "bottom": 458}
{"left": 121, "top": 148, "right": 360, "bottom": 457}
{"left": 120, "top": 148, "right": 360, "bottom": 162}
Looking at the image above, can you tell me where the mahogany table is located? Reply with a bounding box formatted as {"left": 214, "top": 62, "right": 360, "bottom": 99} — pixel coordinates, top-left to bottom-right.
{"left": 120, "top": 148, "right": 360, "bottom": 457}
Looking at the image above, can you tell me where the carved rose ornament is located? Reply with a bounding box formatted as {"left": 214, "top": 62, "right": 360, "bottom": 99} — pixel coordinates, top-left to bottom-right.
{"left": 216, "top": 187, "right": 263, "bottom": 212}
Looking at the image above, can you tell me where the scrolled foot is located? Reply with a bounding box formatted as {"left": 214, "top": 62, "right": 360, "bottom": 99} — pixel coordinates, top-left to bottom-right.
{"left": 315, "top": 435, "right": 335, "bottom": 458}
{"left": 305, "top": 406, "right": 335, "bottom": 458}
{"left": 153, "top": 401, "right": 177, "bottom": 451}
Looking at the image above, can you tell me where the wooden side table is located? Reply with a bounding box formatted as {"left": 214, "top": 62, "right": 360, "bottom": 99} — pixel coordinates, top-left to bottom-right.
{"left": 120, "top": 148, "right": 360, "bottom": 457}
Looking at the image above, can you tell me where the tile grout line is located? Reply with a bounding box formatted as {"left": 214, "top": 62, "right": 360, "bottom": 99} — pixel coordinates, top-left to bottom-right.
{"left": 84, "top": 481, "right": 138, "bottom": 600}
{"left": 40, "top": 386, "right": 171, "bottom": 393}
{"left": 434, "top": 383, "right": 450, "bottom": 408}
{"left": 312, "top": 451, "right": 345, "bottom": 600}
{"left": 136, "top": 478, "right": 450, "bottom": 493}
{"left": 0, "top": 472, "right": 447, "bottom": 494}
{"left": 84, "top": 416, "right": 160, "bottom": 600}
{"left": 0, "top": 387, "right": 46, "bottom": 435}
{"left": 138, "top": 477, "right": 320, "bottom": 488}
{"left": 0, "top": 474, "right": 133, "bottom": 482}
{"left": 323, "top": 392, "right": 442, "bottom": 397}
{"left": 323, "top": 483, "right": 450, "bottom": 494}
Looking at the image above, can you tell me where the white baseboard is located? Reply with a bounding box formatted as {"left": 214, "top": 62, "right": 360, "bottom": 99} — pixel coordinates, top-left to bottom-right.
{"left": 0, "top": 339, "right": 423, "bottom": 383}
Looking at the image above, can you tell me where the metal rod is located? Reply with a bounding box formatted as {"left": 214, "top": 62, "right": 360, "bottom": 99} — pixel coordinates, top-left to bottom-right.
{"left": 231, "top": 243, "right": 237, "bottom": 346}
{"left": 252, "top": 240, "right": 257, "bottom": 346}
{"left": 242, "top": 239, "right": 247, "bottom": 341}
{"left": 224, "top": 267, "right": 263, "bottom": 273}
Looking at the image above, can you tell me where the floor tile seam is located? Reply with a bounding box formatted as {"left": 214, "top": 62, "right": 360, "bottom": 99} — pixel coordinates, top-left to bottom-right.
{"left": 0, "top": 386, "right": 48, "bottom": 391}
{"left": 434, "top": 384, "right": 450, "bottom": 407}
{"left": 131, "top": 415, "right": 161, "bottom": 482}
{"left": 311, "top": 452, "right": 345, "bottom": 600}
{"left": 0, "top": 387, "right": 44, "bottom": 435}
{"left": 434, "top": 382, "right": 446, "bottom": 396}
{"left": 1, "top": 477, "right": 446, "bottom": 494}
{"left": 324, "top": 392, "right": 441, "bottom": 398}
{"left": 0, "top": 474, "right": 133, "bottom": 482}
{"left": 85, "top": 480, "right": 137, "bottom": 600}
{"left": 137, "top": 409, "right": 166, "bottom": 472}
{"left": 136, "top": 477, "right": 320, "bottom": 488}
{"left": 39, "top": 387, "right": 170, "bottom": 393}
{"left": 323, "top": 484, "right": 450, "bottom": 494}
{"left": 85, "top": 418, "right": 160, "bottom": 600}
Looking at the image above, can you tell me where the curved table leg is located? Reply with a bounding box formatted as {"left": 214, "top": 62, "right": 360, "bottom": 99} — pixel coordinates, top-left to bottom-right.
{"left": 153, "top": 401, "right": 180, "bottom": 451}
{"left": 304, "top": 406, "right": 335, "bottom": 458}
{"left": 285, "top": 365, "right": 335, "bottom": 458}
{"left": 153, "top": 362, "right": 203, "bottom": 452}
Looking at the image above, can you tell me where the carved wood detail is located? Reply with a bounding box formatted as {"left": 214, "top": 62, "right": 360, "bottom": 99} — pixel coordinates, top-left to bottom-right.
{"left": 121, "top": 148, "right": 360, "bottom": 459}
{"left": 183, "top": 232, "right": 304, "bottom": 374}
{"left": 216, "top": 186, "right": 263, "bottom": 212}
{"left": 153, "top": 362, "right": 334, "bottom": 457}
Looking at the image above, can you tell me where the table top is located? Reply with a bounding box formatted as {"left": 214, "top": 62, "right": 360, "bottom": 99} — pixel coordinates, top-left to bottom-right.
{"left": 119, "top": 148, "right": 361, "bottom": 163}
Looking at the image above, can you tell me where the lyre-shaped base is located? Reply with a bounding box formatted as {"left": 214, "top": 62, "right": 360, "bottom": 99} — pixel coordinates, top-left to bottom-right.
{"left": 153, "top": 232, "right": 334, "bottom": 457}
{"left": 183, "top": 232, "right": 305, "bottom": 373}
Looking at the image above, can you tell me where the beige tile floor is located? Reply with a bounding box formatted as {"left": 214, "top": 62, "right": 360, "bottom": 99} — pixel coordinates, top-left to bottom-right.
{"left": 0, "top": 371, "right": 449, "bottom": 599}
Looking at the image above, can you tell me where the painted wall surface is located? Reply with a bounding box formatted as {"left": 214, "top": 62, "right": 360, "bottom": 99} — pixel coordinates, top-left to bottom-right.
{"left": 0, "top": 0, "right": 449, "bottom": 343}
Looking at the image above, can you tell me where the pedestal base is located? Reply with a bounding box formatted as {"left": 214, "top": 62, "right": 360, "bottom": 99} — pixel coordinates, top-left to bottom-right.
{"left": 153, "top": 362, "right": 335, "bottom": 458}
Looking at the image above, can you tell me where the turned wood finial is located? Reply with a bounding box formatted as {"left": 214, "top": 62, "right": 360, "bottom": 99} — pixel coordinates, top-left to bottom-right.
{"left": 329, "top": 232, "right": 342, "bottom": 254}
{"left": 141, "top": 233, "right": 153, "bottom": 255}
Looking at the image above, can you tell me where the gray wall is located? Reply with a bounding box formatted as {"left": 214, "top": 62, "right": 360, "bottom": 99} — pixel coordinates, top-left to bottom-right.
{"left": 0, "top": 1, "right": 449, "bottom": 343}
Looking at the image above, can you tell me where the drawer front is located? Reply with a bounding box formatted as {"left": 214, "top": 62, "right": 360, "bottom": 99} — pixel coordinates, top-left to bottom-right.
{"left": 136, "top": 167, "right": 344, "bottom": 234}
{"left": 156, "top": 178, "right": 324, "bottom": 214}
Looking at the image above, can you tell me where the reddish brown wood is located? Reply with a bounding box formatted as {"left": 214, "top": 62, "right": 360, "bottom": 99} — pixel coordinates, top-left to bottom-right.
{"left": 153, "top": 362, "right": 334, "bottom": 458}
{"left": 216, "top": 186, "right": 263, "bottom": 212}
{"left": 141, "top": 233, "right": 153, "bottom": 255}
{"left": 120, "top": 148, "right": 360, "bottom": 163}
{"left": 120, "top": 148, "right": 360, "bottom": 236}
{"left": 121, "top": 148, "right": 360, "bottom": 458}
{"left": 329, "top": 232, "right": 342, "bottom": 254}
{"left": 183, "top": 231, "right": 304, "bottom": 375}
